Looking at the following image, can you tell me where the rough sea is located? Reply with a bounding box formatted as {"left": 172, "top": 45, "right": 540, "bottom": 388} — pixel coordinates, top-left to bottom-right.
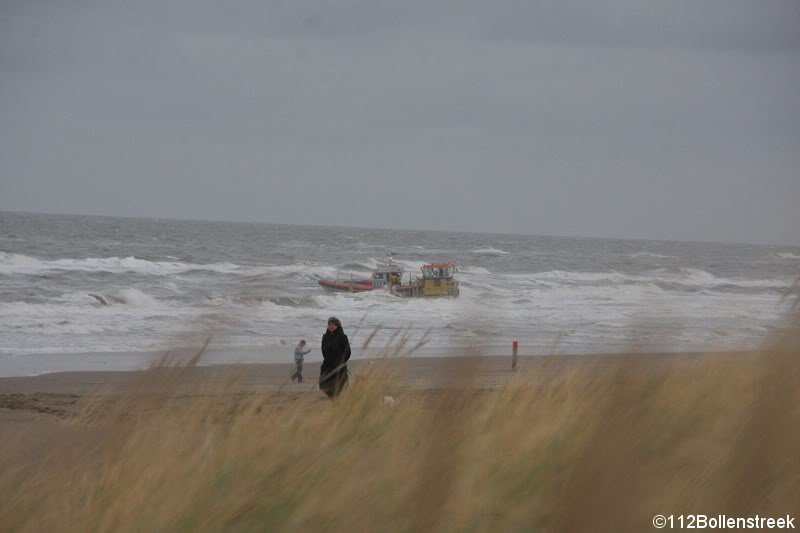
{"left": 1, "top": 211, "right": 798, "bottom": 373}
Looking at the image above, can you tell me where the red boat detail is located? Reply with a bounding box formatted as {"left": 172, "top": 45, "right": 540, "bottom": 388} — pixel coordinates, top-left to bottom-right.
{"left": 318, "top": 254, "right": 405, "bottom": 293}
{"left": 318, "top": 279, "right": 376, "bottom": 292}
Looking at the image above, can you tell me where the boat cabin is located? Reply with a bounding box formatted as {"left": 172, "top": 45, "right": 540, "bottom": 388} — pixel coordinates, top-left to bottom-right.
{"left": 371, "top": 255, "right": 404, "bottom": 288}
{"left": 372, "top": 270, "right": 403, "bottom": 287}
{"left": 419, "top": 262, "right": 458, "bottom": 296}
{"left": 421, "top": 263, "right": 457, "bottom": 280}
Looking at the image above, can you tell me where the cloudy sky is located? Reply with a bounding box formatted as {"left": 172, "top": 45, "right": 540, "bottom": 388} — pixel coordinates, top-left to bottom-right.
{"left": 1, "top": 1, "right": 798, "bottom": 244}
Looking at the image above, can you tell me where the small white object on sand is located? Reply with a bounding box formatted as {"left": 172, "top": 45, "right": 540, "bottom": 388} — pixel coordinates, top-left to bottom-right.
{"left": 383, "top": 396, "right": 398, "bottom": 407}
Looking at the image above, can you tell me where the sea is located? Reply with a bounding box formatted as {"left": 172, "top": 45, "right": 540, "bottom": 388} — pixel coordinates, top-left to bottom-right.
{"left": 1, "top": 211, "right": 798, "bottom": 374}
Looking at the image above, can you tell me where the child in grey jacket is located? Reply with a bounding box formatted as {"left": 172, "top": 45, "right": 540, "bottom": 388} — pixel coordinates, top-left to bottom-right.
{"left": 291, "top": 340, "right": 311, "bottom": 383}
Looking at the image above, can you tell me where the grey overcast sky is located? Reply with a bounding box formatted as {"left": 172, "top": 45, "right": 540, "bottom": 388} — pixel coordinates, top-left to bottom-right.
{"left": 1, "top": 1, "right": 798, "bottom": 245}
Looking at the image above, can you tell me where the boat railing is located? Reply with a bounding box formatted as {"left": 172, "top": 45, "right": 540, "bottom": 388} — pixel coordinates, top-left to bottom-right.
{"left": 334, "top": 272, "right": 358, "bottom": 282}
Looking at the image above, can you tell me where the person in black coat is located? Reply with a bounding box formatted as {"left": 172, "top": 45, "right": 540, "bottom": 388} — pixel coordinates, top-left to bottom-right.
{"left": 319, "top": 316, "right": 351, "bottom": 399}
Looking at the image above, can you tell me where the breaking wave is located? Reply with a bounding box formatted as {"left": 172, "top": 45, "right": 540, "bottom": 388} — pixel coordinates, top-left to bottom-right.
{"left": 470, "top": 247, "right": 511, "bottom": 255}
{"left": 503, "top": 268, "right": 790, "bottom": 292}
{"left": 338, "top": 262, "right": 375, "bottom": 272}
{"left": 459, "top": 266, "right": 492, "bottom": 275}
{"left": 0, "top": 253, "right": 342, "bottom": 279}
{"left": 0, "top": 253, "right": 247, "bottom": 276}
{"left": 629, "top": 252, "right": 677, "bottom": 259}
{"left": 86, "top": 288, "right": 160, "bottom": 308}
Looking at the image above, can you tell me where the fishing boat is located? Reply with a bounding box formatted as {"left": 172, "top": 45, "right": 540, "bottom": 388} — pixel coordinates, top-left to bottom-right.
{"left": 318, "top": 255, "right": 405, "bottom": 293}
{"left": 389, "top": 262, "right": 460, "bottom": 298}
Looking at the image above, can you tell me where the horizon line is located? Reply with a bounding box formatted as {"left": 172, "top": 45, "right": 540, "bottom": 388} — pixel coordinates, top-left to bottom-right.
{"left": 1, "top": 208, "right": 796, "bottom": 248}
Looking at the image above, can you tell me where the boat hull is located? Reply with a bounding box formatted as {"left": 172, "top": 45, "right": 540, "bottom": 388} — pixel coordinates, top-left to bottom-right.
{"left": 390, "top": 284, "right": 460, "bottom": 298}
{"left": 319, "top": 279, "right": 376, "bottom": 292}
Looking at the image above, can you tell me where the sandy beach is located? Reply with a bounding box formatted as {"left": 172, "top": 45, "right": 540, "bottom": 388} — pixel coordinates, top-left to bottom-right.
{"left": 0, "top": 351, "right": 705, "bottom": 477}
{"left": 0, "top": 354, "right": 551, "bottom": 480}
{"left": 0, "top": 350, "right": 719, "bottom": 419}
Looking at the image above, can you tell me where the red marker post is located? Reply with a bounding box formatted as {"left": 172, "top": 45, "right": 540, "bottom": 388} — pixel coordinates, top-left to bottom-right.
{"left": 512, "top": 340, "right": 519, "bottom": 371}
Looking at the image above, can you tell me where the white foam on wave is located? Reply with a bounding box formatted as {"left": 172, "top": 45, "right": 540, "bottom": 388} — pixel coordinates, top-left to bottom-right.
{"left": 0, "top": 253, "right": 471, "bottom": 284}
{"left": 0, "top": 253, "right": 346, "bottom": 279}
{"left": 354, "top": 241, "right": 387, "bottom": 249}
{"left": 391, "top": 258, "right": 427, "bottom": 271}
{"left": 406, "top": 245, "right": 453, "bottom": 254}
{"left": 116, "top": 288, "right": 160, "bottom": 308}
{"left": 261, "top": 262, "right": 340, "bottom": 279}
{"left": 41, "top": 288, "right": 164, "bottom": 310}
{"left": 0, "top": 253, "right": 247, "bottom": 276}
{"left": 629, "top": 252, "right": 677, "bottom": 259}
{"left": 0, "top": 252, "right": 42, "bottom": 273}
{"left": 519, "top": 282, "right": 667, "bottom": 306}
{"left": 469, "top": 247, "right": 511, "bottom": 255}
{"left": 459, "top": 266, "right": 492, "bottom": 275}
{"left": 503, "top": 268, "right": 790, "bottom": 291}
{"left": 337, "top": 259, "right": 380, "bottom": 273}
{"left": 54, "top": 289, "right": 162, "bottom": 309}
{"left": 776, "top": 252, "right": 800, "bottom": 260}
{"left": 0, "top": 288, "right": 183, "bottom": 338}
{"left": 649, "top": 268, "right": 789, "bottom": 289}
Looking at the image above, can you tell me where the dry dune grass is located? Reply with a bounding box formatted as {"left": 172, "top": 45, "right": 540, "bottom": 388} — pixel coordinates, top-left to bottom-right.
{"left": 1, "top": 315, "right": 799, "bottom": 532}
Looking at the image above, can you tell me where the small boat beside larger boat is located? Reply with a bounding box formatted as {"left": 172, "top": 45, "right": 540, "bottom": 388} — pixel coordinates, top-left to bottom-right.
{"left": 318, "top": 255, "right": 405, "bottom": 293}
